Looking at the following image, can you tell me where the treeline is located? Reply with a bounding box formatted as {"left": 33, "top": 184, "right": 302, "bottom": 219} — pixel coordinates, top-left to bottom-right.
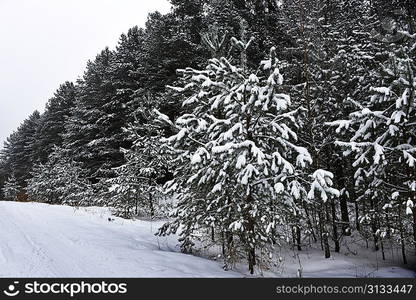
{"left": 1, "top": 0, "right": 415, "bottom": 274}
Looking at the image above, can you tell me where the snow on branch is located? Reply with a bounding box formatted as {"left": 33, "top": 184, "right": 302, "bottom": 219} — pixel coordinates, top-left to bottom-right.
{"left": 308, "top": 169, "right": 340, "bottom": 202}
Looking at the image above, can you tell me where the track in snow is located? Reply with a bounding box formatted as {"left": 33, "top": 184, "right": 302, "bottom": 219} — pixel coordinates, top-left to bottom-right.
{"left": 0, "top": 201, "right": 237, "bottom": 277}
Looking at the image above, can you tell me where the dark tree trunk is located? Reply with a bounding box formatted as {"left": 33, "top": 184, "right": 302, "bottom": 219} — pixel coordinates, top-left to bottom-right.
{"left": 323, "top": 232, "right": 331, "bottom": 258}
{"left": 296, "top": 224, "right": 302, "bottom": 251}
{"left": 248, "top": 247, "right": 256, "bottom": 275}
{"left": 330, "top": 198, "right": 340, "bottom": 252}
{"left": 335, "top": 162, "right": 351, "bottom": 235}
{"left": 381, "top": 238, "right": 386, "bottom": 260}
{"left": 291, "top": 224, "right": 302, "bottom": 251}
{"left": 354, "top": 200, "right": 361, "bottom": 232}
{"left": 149, "top": 191, "right": 154, "bottom": 218}
{"left": 369, "top": 198, "right": 379, "bottom": 251}
{"left": 221, "top": 231, "right": 225, "bottom": 257}
{"left": 318, "top": 207, "right": 324, "bottom": 251}
{"left": 303, "top": 202, "right": 317, "bottom": 243}
{"left": 148, "top": 178, "right": 154, "bottom": 218}
{"left": 222, "top": 230, "right": 234, "bottom": 270}
{"left": 339, "top": 193, "right": 350, "bottom": 235}
{"left": 398, "top": 206, "right": 407, "bottom": 264}
{"left": 323, "top": 203, "right": 331, "bottom": 258}
{"left": 371, "top": 223, "right": 379, "bottom": 251}
{"left": 377, "top": 217, "right": 386, "bottom": 260}
{"left": 385, "top": 209, "right": 391, "bottom": 239}
{"left": 245, "top": 193, "right": 256, "bottom": 274}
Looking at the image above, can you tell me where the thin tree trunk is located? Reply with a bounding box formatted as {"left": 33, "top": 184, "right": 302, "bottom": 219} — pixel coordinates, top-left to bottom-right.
{"left": 381, "top": 238, "right": 386, "bottom": 260}
{"left": 398, "top": 206, "right": 407, "bottom": 264}
{"left": 149, "top": 191, "right": 154, "bottom": 218}
{"left": 386, "top": 209, "right": 391, "bottom": 239}
{"left": 291, "top": 223, "right": 302, "bottom": 251}
{"left": 303, "top": 202, "right": 317, "bottom": 243}
{"left": 330, "top": 198, "right": 340, "bottom": 252}
{"left": 148, "top": 177, "right": 154, "bottom": 218}
{"left": 323, "top": 232, "right": 331, "bottom": 258}
{"left": 370, "top": 198, "right": 379, "bottom": 251}
{"left": 221, "top": 231, "right": 225, "bottom": 257}
{"left": 296, "top": 224, "right": 302, "bottom": 251}
{"left": 337, "top": 163, "right": 351, "bottom": 235}
{"left": 248, "top": 247, "right": 256, "bottom": 275}
{"left": 222, "top": 230, "right": 234, "bottom": 270}
{"left": 339, "top": 192, "right": 350, "bottom": 235}
{"left": 318, "top": 207, "right": 324, "bottom": 251}
{"left": 323, "top": 203, "right": 331, "bottom": 258}
{"left": 354, "top": 200, "right": 361, "bottom": 232}
{"left": 246, "top": 193, "right": 256, "bottom": 274}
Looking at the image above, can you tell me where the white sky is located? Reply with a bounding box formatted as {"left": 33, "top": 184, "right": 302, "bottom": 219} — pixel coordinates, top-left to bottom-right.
{"left": 0, "top": 0, "right": 171, "bottom": 147}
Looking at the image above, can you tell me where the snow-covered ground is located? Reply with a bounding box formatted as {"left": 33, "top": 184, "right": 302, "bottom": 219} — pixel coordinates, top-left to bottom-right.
{"left": 0, "top": 201, "right": 238, "bottom": 277}
{"left": 0, "top": 201, "right": 414, "bottom": 278}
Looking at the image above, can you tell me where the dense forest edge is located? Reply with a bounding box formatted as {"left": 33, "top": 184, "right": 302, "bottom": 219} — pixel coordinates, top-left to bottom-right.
{"left": 1, "top": 0, "right": 415, "bottom": 274}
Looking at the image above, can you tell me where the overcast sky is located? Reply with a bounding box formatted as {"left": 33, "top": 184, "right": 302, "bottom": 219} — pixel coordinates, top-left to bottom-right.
{"left": 0, "top": 0, "right": 171, "bottom": 147}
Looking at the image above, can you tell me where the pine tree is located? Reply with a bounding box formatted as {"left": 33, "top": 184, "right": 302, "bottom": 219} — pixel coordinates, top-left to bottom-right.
{"left": 328, "top": 31, "right": 416, "bottom": 262}
{"left": 27, "top": 148, "right": 92, "bottom": 205}
{"left": 106, "top": 95, "right": 172, "bottom": 218}
{"left": 2, "top": 174, "right": 21, "bottom": 201}
{"left": 0, "top": 111, "right": 41, "bottom": 190}
{"left": 32, "top": 82, "right": 77, "bottom": 164}
{"left": 277, "top": 0, "right": 384, "bottom": 253}
{"left": 63, "top": 48, "right": 119, "bottom": 181}
{"left": 157, "top": 35, "right": 314, "bottom": 273}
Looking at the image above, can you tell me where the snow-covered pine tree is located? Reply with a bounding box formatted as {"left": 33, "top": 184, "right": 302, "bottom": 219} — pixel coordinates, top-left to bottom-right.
{"left": 157, "top": 36, "right": 314, "bottom": 274}
{"left": 32, "top": 82, "right": 77, "bottom": 164}
{"left": 0, "top": 111, "right": 41, "bottom": 191}
{"left": 307, "top": 169, "right": 340, "bottom": 258}
{"left": 104, "top": 162, "right": 139, "bottom": 217}
{"left": 62, "top": 48, "right": 121, "bottom": 182}
{"left": 106, "top": 95, "right": 171, "bottom": 218}
{"left": 327, "top": 32, "right": 416, "bottom": 262}
{"left": 278, "top": 0, "right": 367, "bottom": 252}
{"left": 3, "top": 174, "right": 21, "bottom": 201}
{"left": 27, "top": 147, "right": 92, "bottom": 205}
